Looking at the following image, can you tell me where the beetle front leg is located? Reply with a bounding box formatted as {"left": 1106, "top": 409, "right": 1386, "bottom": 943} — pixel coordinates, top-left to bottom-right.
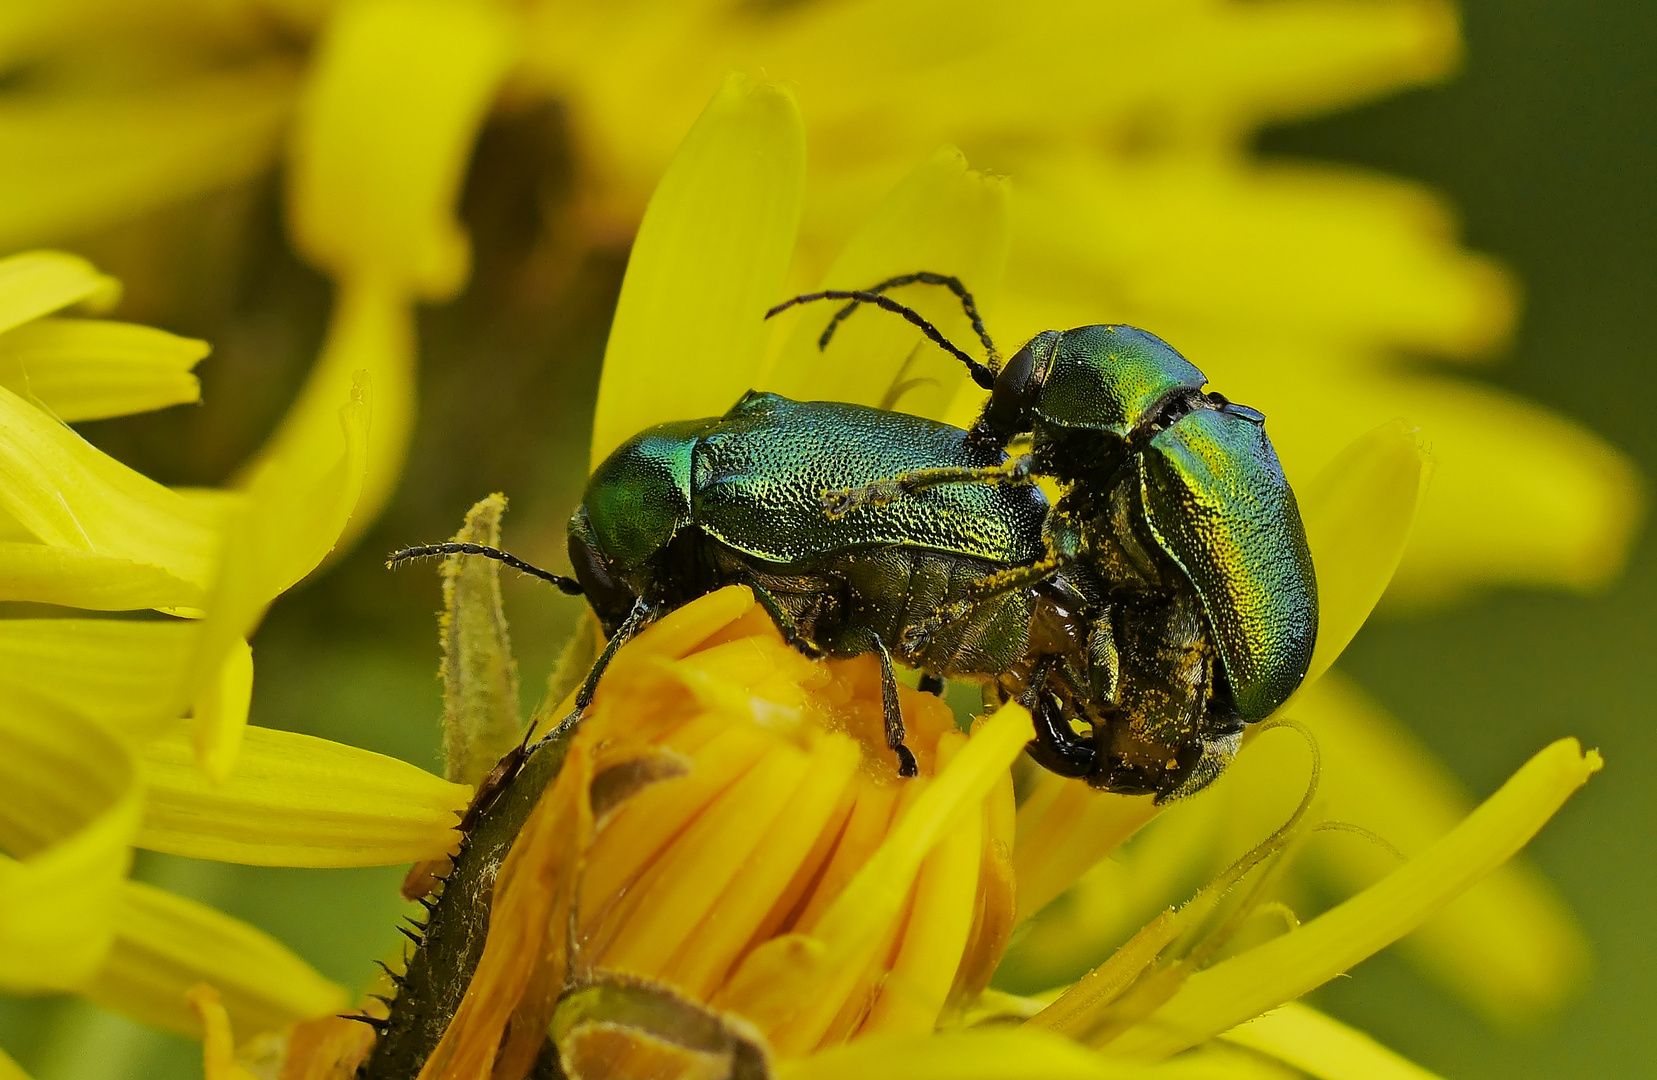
{"left": 542, "top": 595, "right": 656, "bottom": 744}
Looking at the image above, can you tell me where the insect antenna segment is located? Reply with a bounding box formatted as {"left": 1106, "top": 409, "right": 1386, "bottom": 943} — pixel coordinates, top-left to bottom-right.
{"left": 766, "top": 285, "right": 996, "bottom": 390}
{"left": 386, "top": 542, "right": 584, "bottom": 595}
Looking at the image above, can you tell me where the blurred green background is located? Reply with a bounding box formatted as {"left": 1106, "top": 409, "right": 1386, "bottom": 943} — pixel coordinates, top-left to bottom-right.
{"left": 2, "top": 1, "right": 1652, "bottom": 1077}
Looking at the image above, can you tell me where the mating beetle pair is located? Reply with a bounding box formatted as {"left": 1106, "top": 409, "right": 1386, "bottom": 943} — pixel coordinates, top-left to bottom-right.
{"left": 394, "top": 274, "right": 1316, "bottom": 801}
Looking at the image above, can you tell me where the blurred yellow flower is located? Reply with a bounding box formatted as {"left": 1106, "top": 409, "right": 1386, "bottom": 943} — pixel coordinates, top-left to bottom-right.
{"left": 0, "top": 0, "right": 1636, "bottom": 598}
{"left": 0, "top": 248, "right": 474, "bottom": 1042}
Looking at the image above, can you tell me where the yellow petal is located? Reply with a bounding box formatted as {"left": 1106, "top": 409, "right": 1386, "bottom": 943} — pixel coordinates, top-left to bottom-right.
{"left": 0, "top": 380, "right": 222, "bottom": 589}
{"left": 0, "top": 317, "right": 208, "bottom": 421}
{"left": 0, "top": 67, "right": 293, "bottom": 251}
{"left": 186, "top": 374, "right": 369, "bottom": 716}
{"left": 191, "top": 637, "right": 254, "bottom": 783}
{"left": 0, "top": 693, "right": 140, "bottom": 991}
{"left": 1006, "top": 155, "right": 1510, "bottom": 361}
{"left": 775, "top": 1027, "right": 1128, "bottom": 1080}
{"left": 590, "top": 73, "right": 806, "bottom": 467}
{"left": 1295, "top": 421, "right": 1430, "bottom": 690}
{"left": 1365, "top": 375, "right": 1643, "bottom": 606}
{"left": 1290, "top": 672, "right": 1590, "bottom": 1025}
{"left": 138, "top": 723, "right": 470, "bottom": 868}
{"left": 188, "top": 984, "right": 266, "bottom": 1080}
{"left": 0, "top": 251, "right": 119, "bottom": 333}
{"left": 764, "top": 146, "right": 1009, "bottom": 421}
{"left": 1103, "top": 739, "right": 1601, "bottom": 1060}
{"left": 0, "top": 619, "right": 194, "bottom": 738}
{"left": 287, "top": 0, "right": 515, "bottom": 297}
{"left": 81, "top": 879, "right": 348, "bottom": 1039}
{"left": 1011, "top": 773, "right": 1159, "bottom": 926}
{"left": 0, "top": 1046, "right": 29, "bottom": 1080}
{"left": 0, "top": 542, "right": 203, "bottom": 609}
{"left": 1221, "top": 1001, "right": 1447, "bottom": 1080}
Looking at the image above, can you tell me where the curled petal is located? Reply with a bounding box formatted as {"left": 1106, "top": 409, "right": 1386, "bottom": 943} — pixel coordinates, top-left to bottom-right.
{"left": 590, "top": 72, "right": 806, "bottom": 467}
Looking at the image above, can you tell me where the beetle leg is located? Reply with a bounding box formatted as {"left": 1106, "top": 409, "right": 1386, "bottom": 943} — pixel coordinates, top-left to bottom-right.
{"left": 542, "top": 596, "right": 656, "bottom": 744}
{"left": 821, "top": 455, "right": 1035, "bottom": 519}
{"left": 741, "top": 578, "right": 826, "bottom": 658}
{"left": 1022, "top": 668, "right": 1097, "bottom": 779}
{"left": 840, "top": 628, "right": 918, "bottom": 778}
{"left": 918, "top": 673, "right": 946, "bottom": 697}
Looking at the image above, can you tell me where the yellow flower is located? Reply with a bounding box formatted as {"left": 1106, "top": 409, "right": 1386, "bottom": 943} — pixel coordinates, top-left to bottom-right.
{"left": 185, "top": 78, "right": 1586, "bottom": 1080}
{"left": 0, "top": 0, "right": 1635, "bottom": 599}
{"left": 0, "top": 12, "right": 1623, "bottom": 1022}
{"left": 0, "top": 248, "right": 472, "bottom": 1043}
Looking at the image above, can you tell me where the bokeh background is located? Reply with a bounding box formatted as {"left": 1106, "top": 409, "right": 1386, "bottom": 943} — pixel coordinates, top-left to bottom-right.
{"left": 0, "top": 1, "right": 1651, "bottom": 1077}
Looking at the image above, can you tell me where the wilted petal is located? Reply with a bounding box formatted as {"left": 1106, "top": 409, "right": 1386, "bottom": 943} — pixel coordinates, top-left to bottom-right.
{"left": 82, "top": 880, "right": 347, "bottom": 1039}
{"left": 0, "top": 68, "right": 294, "bottom": 251}
{"left": 0, "top": 542, "right": 203, "bottom": 610}
{"left": 766, "top": 145, "right": 1009, "bottom": 420}
{"left": 0, "top": 381, "right": 222, "bottom": 589}
{"left": 0, "top": 693, "right": 140, "bottom": 991}
{"left": 1102, "top": 739, "right": 1600, "bottom": 1059}
{"left": 0, "top": 619, "right": 195, "bottom": 737}
{"left": 138, "top": 723, "right": 470, "bottom": 868}
{"left": 1289, "top": 672, "right": 1591, "bottom": 1025}
{"left": 590, "top": 73, "right": 806, "bottom": 466}
{"left": 1220, "top": 1001, "right": 1447, "bottom": 1080}
{"left": 0, "top": 317, "right": 208, "bottom": 422}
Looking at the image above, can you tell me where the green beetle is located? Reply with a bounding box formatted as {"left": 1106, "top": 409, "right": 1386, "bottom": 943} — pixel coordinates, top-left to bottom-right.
{"left": 776, "top": 276, "right": 1317, "bottom": 795}
{"left": 565, "top": 388, "right": 1055, "bottom": 776}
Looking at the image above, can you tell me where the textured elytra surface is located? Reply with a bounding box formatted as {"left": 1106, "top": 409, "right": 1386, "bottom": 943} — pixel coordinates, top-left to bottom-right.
{"left": 694, "top": 392, "right": 1047, "bottom": 565}
{"left": 1139, "top": 407, "right": 1318, "bottom": 721}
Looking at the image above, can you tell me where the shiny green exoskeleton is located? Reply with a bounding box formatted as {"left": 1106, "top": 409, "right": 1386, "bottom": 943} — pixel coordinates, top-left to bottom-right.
{"left": 777, "top": 276, "right": 1317, "bottom": 798}
{"left": 566, "top": 389, "right": 1052, "bottom": 775}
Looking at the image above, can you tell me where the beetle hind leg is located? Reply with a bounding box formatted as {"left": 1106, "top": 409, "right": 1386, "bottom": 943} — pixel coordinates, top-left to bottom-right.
{"left": 840, "top": 628, "right": 918, "bottom": 778}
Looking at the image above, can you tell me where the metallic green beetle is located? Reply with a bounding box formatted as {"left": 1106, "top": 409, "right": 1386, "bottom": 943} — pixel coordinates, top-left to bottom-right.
{"left": 564, "top": 388, "right": 1055, "bottom": 776}
{"left": 777, "top": 276, "right": 1317, "bottom": 795}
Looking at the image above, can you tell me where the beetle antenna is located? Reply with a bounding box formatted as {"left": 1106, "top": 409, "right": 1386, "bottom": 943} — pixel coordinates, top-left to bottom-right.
{"left": 765, "top": 289, "right": 995, "bottom": 391}
{"left": 386, "top": 542, "right": 584, "bottom": 596}
{"left": 818, "top": 272, "right": 1000, "bottom": 367}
